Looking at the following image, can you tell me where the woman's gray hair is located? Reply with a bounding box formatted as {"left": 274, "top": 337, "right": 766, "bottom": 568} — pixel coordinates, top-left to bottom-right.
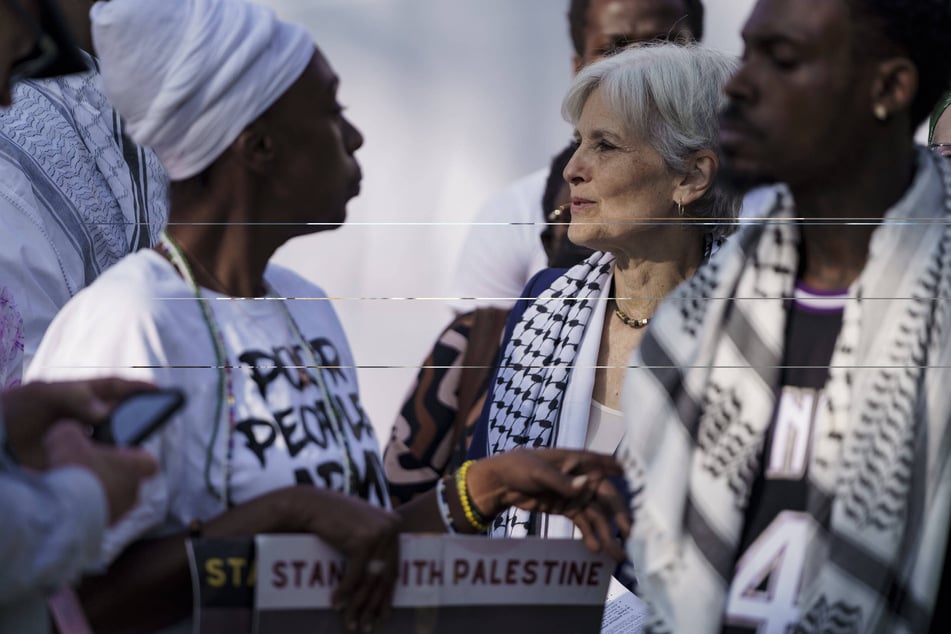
{"left": 562, "top": 43, "right": 740, "bottom": 240}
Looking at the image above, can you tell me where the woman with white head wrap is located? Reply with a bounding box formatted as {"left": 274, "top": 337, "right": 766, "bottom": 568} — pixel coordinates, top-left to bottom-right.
{"left": 25, "top": 0, "right": 631, "bottom": 630}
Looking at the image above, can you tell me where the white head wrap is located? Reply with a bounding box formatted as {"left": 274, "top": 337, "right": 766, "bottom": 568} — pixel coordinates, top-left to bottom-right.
{"left": 91, "top": 0, "right": 314, "bottom": 181}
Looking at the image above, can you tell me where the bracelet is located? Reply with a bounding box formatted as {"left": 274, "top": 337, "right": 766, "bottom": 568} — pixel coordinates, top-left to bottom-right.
{"left": 435, "top": 476, "right": 457, "bottom": 533}
{"left": 455, "top": 460, "right": 490, "bottom": 532}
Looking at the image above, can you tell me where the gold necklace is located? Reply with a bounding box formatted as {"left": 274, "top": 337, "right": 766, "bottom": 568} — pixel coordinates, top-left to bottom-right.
{"left": 614, "top": 305, "right": 650, "bottom": 329}
{"left": 610, "top": 278, "right": 650, "bottom": 328}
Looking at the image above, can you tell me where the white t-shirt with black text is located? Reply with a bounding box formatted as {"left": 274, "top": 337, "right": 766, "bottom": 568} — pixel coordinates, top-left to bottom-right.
{"left": 26, "top": 250, "right": 386, "bottom": 565}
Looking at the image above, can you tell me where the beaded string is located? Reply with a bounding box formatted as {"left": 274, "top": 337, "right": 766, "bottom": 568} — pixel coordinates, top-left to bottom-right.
{"left": 156, "top": 232, "right": 358, "bottom": 502}
{"left": 455, "top": 460, "right": 489, "bottom": 532}
{"left": 156, "top": 233, "right": 237, "bottom": 506}
{"left": 435, "top": 476, "right": 457, "bottom": 533}
{"left": 265, "top": 281, "right": 358, "bottom": 495}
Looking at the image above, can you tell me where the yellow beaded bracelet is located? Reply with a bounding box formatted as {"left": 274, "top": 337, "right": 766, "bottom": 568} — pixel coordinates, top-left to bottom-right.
{"left": 456, "top": 460, "right": 490, "bottom": 532}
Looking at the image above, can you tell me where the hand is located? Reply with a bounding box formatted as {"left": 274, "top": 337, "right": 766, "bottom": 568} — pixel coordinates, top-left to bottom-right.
{"left": 294, "top": 488, "right": 401, "bottom": 633}
{"left": 44, "top": 421, "right": 158, "bottom": 524}
{"left": 466, "top": 448, "right": 632, "bottom": 560}
{"left": 1, "top": 378, "right": 157, "bottom": 468}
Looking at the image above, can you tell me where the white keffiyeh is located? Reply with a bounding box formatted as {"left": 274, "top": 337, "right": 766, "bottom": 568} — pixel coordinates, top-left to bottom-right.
{"left": 620, "top": 147, "right": 951, "bottom": 633}
{"left": 486, "top": 251, "right": 615, "bottom": 538}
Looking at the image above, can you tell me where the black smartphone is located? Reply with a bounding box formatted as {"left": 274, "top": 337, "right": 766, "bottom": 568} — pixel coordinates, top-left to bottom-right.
{"left": 92, "top": 388, "right": 186, "bottom": 447}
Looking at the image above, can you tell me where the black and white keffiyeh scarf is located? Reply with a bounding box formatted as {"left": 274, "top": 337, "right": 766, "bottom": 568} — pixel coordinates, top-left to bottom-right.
{"left": 620, "top": 148, "right": 951, "bottom": 633}
{"left": 487, "top": 251, "right": 615, "bottom": 538}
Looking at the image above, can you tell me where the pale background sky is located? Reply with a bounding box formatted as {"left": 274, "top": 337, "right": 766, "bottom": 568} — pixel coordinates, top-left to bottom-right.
{"left": 258, "top": 0, "right": 758, "bottom": 442}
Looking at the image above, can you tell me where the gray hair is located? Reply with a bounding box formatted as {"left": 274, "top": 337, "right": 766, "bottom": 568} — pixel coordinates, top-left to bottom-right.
{"left": 562, "top": 43, "right": 740, "bottom": 240}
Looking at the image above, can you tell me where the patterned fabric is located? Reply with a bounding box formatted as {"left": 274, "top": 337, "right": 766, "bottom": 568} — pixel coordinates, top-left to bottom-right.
{"left": 0, "top": 58, "right": 168, "bottom": 382}
{"left": 0, "top": 288, "right": 24, "bottom": 388}
{"left": 620, "top": 147, "right": 951, "bottom": 633}
{"left": 486, "top": 250, "right": 615, "bottom": 538}
{"left": 384, "top": 311, "right": 477, "bottom": 506}
{"left": 2, "top": 61, "right": 167, "bottom": 275}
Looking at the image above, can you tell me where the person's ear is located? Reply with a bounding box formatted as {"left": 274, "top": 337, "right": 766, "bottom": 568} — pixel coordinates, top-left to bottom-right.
{"left": 229, "top": 119, "right": 275, "bottom": 174}
{"left": 869, "top": 57, "right": 917, "bottom": 122}
{"left": 572, "top": 54, "right": 584, "bottom": 75}
{"left": 672, "top": 148, "right": 717, "bottom": 208}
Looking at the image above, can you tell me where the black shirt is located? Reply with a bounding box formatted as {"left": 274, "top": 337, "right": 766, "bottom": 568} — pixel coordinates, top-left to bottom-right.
{"left": 722, "top": 283, "right": 845, "bottom": 633}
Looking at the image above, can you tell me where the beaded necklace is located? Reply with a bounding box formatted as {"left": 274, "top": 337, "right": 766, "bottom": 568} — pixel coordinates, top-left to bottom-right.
{"left": 610, "top": 278, "right": 651, "bottom": 329}
{"left": 156, "top": 232, "right": 357, "bottom": 506}
{"left": 267, "top": 282, "right": 360, "bottom": 496}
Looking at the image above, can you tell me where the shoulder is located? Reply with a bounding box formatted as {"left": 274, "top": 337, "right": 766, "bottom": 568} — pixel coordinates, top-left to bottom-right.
{"left": 264, "top": 263, "right": 329, "bottom": 299}
{"left": 739, "top": 185, "right": 786, "bottom": 221}
{"left": 264, "top": 262, "right": 350, "bottom": 344}
{"left": 508, "top": 267, "right": 569, "bottom": 323}
{"left": 89, "top": 250, "right": 187, "bottom": 301}
{"left": 499, "top": 167, "right": 549, "bottom": 200}
{"left": 43, "top": 251, "right": 188, "bottom": 336}
{"left": 26, "top": 251, "right": 193, "bottom": 381}
{"left": 0, "top": 77, "right": 83, "bottom": 152}
{"left": 473, "top": 167, "right": 549, "bottom": 222}
{"left": 524, "top": 267, "right": 569, "bottom": 296}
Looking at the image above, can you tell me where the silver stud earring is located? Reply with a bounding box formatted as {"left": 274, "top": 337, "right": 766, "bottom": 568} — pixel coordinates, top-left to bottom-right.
{"left": 874, "top": 103, "right": 888, "bottom": 121}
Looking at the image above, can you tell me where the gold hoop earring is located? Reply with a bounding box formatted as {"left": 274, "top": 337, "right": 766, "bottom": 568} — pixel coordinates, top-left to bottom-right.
{"left": 874, "top": 103, "right": 888, "bottom": 121}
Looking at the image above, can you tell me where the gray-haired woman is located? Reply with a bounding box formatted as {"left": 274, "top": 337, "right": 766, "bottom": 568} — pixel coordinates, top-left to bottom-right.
{"left": 470, "top": 42, "right": 741, "bottom": 542}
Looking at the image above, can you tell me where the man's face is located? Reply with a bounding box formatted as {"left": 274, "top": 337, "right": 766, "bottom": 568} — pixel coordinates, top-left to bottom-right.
{"left": 578, "top": 0, "right": 691, "bottom": 69}
{"left": 718, "top": 0, "right": 873, "bottom": 191}
{"left": 0, "top": 0, "right": 42, "bottom": 106}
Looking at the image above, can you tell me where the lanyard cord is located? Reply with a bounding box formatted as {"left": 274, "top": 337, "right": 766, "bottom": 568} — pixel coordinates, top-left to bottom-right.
{"left": 267, "top": 286, "right": 359, "bottom": 495}
{"left": 156, "top": 232, "right": 356, "bottom": 506}
{"left": 156, "top": 233, "right": 235, "bottom": 505}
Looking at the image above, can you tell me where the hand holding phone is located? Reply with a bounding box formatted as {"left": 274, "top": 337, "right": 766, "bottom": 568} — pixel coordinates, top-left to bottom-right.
{"left": 92, "top": 388, "right": 185, "bottom": 446}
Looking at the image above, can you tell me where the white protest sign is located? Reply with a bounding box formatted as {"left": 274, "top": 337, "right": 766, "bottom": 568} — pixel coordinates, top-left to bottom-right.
{"left": 256, "top": 533, "right": 612, "bottom": 608}
{"left": 254, "top": 533, "right": 614, "bottom": 633}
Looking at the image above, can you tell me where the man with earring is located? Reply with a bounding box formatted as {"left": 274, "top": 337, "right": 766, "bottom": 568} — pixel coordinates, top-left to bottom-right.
{"left": 620, "top": 0, "right": 951, "bottom": 631}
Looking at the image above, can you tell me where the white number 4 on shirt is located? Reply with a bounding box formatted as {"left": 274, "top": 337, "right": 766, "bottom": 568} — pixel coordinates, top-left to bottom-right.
{"left": 724, "top": 512, "right": 820, "bottom": 633}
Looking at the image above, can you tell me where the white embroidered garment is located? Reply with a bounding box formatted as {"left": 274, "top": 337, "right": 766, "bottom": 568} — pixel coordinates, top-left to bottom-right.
{"left": 620, "top": 147, "right": 951, "bottom": 633}
{"left": 0, "top": 65, "right": 168, "bottom": 387}
{"left": 486, "top": 251, "right": 614, "bottom": 539}
{"left": 26, "top": 251, "right": 387, "bottom": 564}
{"left": 449, "top": 168, "right": 550, "bottom": 312}
{"left": 91, "top": 0, "right": 314, "bottom": 181}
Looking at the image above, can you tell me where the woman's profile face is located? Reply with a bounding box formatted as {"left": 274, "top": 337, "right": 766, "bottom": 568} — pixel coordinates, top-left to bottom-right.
{"left": 563, "top": 87, "right": 679, "bottom": 253}
{"left": 264, "top": 49, "right": 364, "bottom": 232}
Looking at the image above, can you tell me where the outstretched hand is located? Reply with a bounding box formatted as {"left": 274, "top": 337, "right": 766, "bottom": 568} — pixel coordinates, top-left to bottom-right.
{"left": 1, "top": 378, "right": 157, "bottom": 468}
{"left": 465, "top": 448, "right": 631, "bottom": 560}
